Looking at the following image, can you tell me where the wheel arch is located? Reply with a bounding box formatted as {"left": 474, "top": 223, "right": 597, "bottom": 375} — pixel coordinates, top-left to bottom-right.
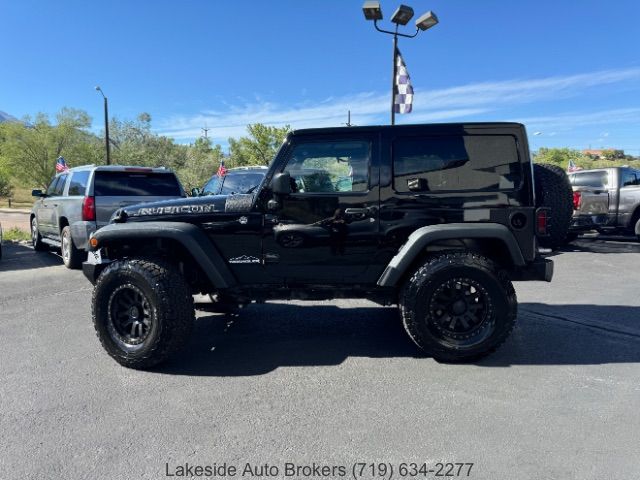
{"left": 377, "top": 223, "right": 526, "bottom": 287}
{"left": 89, "top": 221, "right": 237, "bottom": 290}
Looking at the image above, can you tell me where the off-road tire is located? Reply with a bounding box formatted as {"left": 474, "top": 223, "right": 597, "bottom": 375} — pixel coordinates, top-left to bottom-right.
{"left": 533, "top": 163, "right": 573, "bottom": 249}
{"left": 61, "top": 226, "right": 84, "bottom": 269}
{"left": 31, "top": 217, "right": 47, "bottom": 252}
{"left": 400, "top": 252, "right": 517, "bottom": 362}
{"left": 92, "top": 257, "right": 194, "bottom": 369}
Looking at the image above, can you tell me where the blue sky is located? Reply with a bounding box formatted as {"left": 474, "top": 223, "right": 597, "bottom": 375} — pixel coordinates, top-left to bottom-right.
{"left": 1, "top": 0, "right": 639, "bottom": 153}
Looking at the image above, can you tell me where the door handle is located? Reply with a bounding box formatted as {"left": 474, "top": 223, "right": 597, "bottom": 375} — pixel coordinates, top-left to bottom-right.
{"left": 344, "top": 208, "right": 368, "bottom": 215}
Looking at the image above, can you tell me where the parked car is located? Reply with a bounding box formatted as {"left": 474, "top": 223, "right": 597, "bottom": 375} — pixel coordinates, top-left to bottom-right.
{"left": 568, "top": 167, "right": 640, "bottom": 240}
{"left": 31, "top": 165, "right": 185, "bottom": 269}
{"left": 195, "top": 166, "right": 268, "bottom": 197}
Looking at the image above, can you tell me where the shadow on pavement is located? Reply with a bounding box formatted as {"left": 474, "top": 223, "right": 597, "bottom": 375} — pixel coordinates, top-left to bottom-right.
{"left": 561, "top": 234, "right": 640, "bottom": 254}
{"left": 0, "top": 242, "right": 62, "bottom": 272}
{"left": 155, "top": 301, "right": 640, "bottom": 377}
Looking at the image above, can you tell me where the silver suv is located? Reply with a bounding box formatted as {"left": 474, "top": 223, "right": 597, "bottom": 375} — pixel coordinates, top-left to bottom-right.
{"left": 30, "top": 165, "right": 185, "bottom": 268}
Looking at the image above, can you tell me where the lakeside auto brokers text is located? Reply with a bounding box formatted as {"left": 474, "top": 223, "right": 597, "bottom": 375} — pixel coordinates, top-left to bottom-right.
{"left": 165, "top": 461, "right": 475, "bottom": 478}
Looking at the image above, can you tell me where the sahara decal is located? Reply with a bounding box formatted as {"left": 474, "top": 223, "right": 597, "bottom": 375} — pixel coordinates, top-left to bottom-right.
{"left": 228, "top": 255, "right": 261, "bottom": 264}
{"left": 134, "top": 204, "right": 220, "bottom": 216}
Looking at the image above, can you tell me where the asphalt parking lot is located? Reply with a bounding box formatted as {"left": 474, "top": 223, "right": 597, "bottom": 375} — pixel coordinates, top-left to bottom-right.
{"left": 1, "top": 237, "right": 639, "bottom": 480}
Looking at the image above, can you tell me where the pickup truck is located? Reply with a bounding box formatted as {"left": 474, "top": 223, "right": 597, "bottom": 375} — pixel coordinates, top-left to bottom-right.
{"left": 568, "top": 167, "right": 640, "bottom": 239}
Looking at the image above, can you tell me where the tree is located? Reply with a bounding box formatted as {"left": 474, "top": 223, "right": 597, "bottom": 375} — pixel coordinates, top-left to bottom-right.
{"left": 0, "top": 167, "right": 13, "bottom": 200}
{"left": 0, "top": 108, "right": 102, "bottom": 189}
{"left": 533, "top": 147, "right": 589, "bottom": 171}
{"left": 228, "top": 123, "right": 290, "bottom": 167}
{"left": 177, "top": 137, "right": 225, "bottom": 192}
{"left": 107, "top": 113, "right": 189, "bottom": 170}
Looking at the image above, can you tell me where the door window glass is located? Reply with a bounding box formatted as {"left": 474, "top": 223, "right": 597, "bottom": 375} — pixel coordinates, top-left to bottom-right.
{"left": 45, "top": 177, "right": 60, "bottom": 196}
{"left": 284, "top": 140, "right": 370, "bottom": 193}
{"left": 52, "top": 174, "right": 68, "bottom": 196}
{"left": 68, "top": 171, "right": 91, "bottom": 195}
{"left": 393, "top": 135, "right": 520, "bottom": 192}
{"left": 202, "top": 176, "right": 222, "bottom": 195}
{"left": 621, "top": 170, "right": 639, "bottom": 187}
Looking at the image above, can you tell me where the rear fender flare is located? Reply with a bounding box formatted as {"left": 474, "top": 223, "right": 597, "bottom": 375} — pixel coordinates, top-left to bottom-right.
{"left": 377, "top": 223, "right": 526, "bottom": 287}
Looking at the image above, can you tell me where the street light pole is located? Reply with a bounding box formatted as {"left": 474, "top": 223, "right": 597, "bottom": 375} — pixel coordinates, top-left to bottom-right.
{"left": 391, "top": 24, "right": 398, "bottom": 125}
{"left": 95, "top": 86, "right": 111, "bottom": 165}
{"left": 363, "top": 2, "right": 439, "bottom": 125}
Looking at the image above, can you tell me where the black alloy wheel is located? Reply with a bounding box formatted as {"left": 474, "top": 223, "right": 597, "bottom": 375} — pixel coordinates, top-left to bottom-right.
{"left": 427, "top": 276, "right": 492, "bottom": 346}
{"left": 107, "top": 284, "right": 153, "bottom": 347}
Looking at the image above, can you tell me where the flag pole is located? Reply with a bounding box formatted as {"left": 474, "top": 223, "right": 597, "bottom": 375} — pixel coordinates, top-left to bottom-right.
{"left": 391, "top": 24, "right": 399, "bottom": 126}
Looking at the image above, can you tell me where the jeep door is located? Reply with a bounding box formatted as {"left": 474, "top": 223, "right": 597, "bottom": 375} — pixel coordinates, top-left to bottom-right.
{"left": 262, "top": 133, "right": 381, "bottom": 283}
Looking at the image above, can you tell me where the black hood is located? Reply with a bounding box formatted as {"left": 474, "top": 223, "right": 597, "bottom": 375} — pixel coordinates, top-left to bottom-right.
{"left": 111, "top": 194, "right": 254, "bottom": 223}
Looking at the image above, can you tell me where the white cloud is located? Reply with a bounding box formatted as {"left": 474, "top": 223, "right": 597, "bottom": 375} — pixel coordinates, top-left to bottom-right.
{"left": 156, "top": 67, "right": 640, "bottom": 143}
{"left": 517, "top": 108, "right": 640, "bottom": 130}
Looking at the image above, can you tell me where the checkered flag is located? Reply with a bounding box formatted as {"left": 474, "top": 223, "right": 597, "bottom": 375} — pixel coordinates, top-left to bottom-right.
{"left": 394, "top": 48, "right": 413, "bottom": 114}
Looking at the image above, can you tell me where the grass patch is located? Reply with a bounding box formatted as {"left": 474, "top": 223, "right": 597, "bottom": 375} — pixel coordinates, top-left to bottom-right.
{"left": 3, "top": 227, "right": 31, "bottom": 243}
{"left": 1, "top": 186, "right": 35, "bottom": 209}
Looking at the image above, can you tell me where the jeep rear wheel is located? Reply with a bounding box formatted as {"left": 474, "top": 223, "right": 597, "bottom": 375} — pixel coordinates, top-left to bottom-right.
{"left": 92, "top": 257, "right": 194, "bottom": 369}
{"left": 400, "top": 252, "right": 517, "bottom": 362}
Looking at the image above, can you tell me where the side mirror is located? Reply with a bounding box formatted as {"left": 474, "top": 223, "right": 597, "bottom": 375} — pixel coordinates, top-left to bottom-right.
{"left": 191, "top": 187, "right": 201, "bottom": 197}
{"left": 32, "top": 189, "right": 44, "bottom": 197}
{"left": 271, "top": 172, "right": 292, "bottom": 195}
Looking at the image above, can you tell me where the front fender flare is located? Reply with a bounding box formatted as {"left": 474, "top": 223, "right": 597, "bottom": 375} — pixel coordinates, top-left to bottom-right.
{"left": 377, "top": 223, "right": 526, "bottom": 287}
{"left": 90, "top": 222, "right": 236, "bottom": 288}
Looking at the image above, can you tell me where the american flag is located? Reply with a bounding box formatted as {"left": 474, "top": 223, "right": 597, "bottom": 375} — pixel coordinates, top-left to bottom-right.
{"left": 567, "top": 159, "right": 582, "bottom": 172}
{"left": 55, "top": 156, "right": 69, "bottom": 172}
{"left": 394, "top": 48, "right": 414, "bottom": 114}
{"left": 217, "top": 160, "right": 227, "bottom": 177}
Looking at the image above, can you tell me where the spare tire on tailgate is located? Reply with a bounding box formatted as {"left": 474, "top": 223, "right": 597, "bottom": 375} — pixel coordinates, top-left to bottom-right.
{"left": 533, "top": 163, "right": 573, "bottom": 249}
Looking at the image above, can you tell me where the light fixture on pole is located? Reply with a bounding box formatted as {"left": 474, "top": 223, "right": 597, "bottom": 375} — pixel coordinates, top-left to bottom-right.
{"left": 95, "top": 86, "right": 111, "bottom": 165}
{"left": 362, "top": 1, "right": 439, "bottom": 125}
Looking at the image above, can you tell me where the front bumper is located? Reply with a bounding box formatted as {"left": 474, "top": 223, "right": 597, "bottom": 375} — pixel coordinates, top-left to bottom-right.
{"left": 509, "top": 257, "right": 554, "bottom": 282}
{"left": 71, "top": 221, "right": 97, "bottom": 250}
{"left": 82, "top": 250, "right": 111, "bottom": 285}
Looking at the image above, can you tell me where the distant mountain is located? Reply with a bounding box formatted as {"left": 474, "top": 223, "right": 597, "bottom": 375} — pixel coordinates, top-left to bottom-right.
{"left": 0, "top": 110, "right": 19, "bottom": 123}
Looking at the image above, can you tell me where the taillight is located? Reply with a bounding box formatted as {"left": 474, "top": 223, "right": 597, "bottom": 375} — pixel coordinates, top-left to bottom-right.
{"left": 82, "top": 196, "right": 96, "bottom": 221}
{"left": 536, "top": 208, "right": 549, "bottom": 236}
{"left": 572, "top": 191, "right": 582, "bottom": 210}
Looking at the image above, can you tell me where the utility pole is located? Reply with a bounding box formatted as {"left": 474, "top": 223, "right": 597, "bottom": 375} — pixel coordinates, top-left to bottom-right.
{"left": 202, "top": 125, "right": 210, "bottom": 138}
{"left": 95, "top": 86, "right": 111, "bottom": 165}
{"left": 344, "top": 110, "right": 355, "bottom": 127}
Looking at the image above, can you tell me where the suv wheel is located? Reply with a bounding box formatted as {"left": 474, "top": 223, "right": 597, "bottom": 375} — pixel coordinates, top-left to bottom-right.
{"left": 92, "top": 257, "right": 195, "bottom": 369}
{"left": 61, "top": 226, "right": 84, "bottom": 269}
{"left": 31, "top": 217, "right": 47, "bottom": 251}
{"left": 400, "top": 252, "right": 517, "bottom": 362}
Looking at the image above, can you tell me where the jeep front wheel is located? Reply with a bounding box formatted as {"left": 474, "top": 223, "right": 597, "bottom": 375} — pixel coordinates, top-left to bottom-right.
{"left": 92, "top": 257, "right": 194, "bottom": 369}
{"left": 400, "top": 252, "right": 517, "bottom": 362}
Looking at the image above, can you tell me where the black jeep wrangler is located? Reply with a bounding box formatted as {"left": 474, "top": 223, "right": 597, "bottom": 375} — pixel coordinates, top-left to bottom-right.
{"left": 84, "top": 123, "right": 570, "bottom": 369}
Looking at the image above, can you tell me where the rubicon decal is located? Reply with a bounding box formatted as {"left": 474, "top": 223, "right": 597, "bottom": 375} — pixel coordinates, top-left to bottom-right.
{"left": 135, "top": 205, "right": 219, "bottom": 216}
